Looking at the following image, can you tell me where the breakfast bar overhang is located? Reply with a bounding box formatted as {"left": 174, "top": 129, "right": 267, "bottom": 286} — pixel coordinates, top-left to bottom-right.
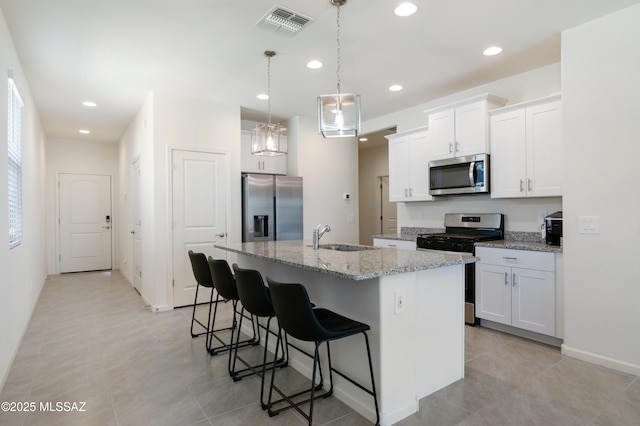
{"left": 215, "top": 240, "right": 476, "bottom": 425}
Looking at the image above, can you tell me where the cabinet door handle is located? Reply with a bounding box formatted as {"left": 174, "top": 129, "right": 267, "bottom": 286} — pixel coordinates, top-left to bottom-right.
{"left": 503, "top": 256, "right": 518, "bottom": 260}
{"left": 513, "top": 273, "right": 517, "bottom": 287}
{"left": 519, "top": 179, "right": 524, "bottom": 192}
{"left": 449, "top": 143, "right": 453, "bottom": 154}
{"left": 504, "top": 272, "right": 509, "bottom": 286}
{"left": 455, "top": 141, "right": 460, "bottom": 153}
{"left": 528, "top": 179, "right": 532, "bottom": 191}
{"left": 409, "top": 188, "right": 413, "bottom": 196}
{"left": 404, "top": 188, "right": 408, "bottom": 197}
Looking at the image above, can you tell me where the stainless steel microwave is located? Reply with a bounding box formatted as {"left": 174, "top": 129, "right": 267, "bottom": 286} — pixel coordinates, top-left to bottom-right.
{"left": 429, "top": 153, "right": 490, "bottom": 196}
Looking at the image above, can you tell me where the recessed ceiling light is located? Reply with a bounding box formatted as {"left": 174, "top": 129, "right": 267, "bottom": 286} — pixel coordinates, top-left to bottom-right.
{"left": 257, "top": 93, "right": 269, "bottom": 100}
{"left": 307, "top": 60, "right": 323, "bottom": 69}
{"left": 394, "top": 2, "right": 418, "bottom": 17}
{"left": 389, "top": 84, "right": 403, "bottom": 92}
{"left": 483, "top": 46, "right": 503, "bottom": 56}
{"left": 359, "top": 137, "right": 368, "bottom": 142}
{"left": 82, "top": 101, "right": 97, "bottom": 107}
{"left": 79, "top": 129, "right": 91, "bottom": 134}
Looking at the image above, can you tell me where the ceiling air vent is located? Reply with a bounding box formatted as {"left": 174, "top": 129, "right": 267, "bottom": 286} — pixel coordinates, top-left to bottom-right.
{"left": 256, "top": 5, "right": 313, "bottom": 36}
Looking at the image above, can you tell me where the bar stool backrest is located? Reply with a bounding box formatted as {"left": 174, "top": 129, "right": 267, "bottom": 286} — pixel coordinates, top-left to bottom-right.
{"left": 208, "top": 257, "right": 238, "bottom": 300}
{"left": 267, "top": 278, "right": 327, "bottom": 342}
{"left": 232, "top": 264, "right": 275, "bottom": 317}
{"left": 188, "top": 250, "right": 214, "bottom": 288}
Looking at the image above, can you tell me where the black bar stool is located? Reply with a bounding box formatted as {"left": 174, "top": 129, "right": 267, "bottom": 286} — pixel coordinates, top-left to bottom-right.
{"left": 207, "top": 257, "right": 259, "bottom": 360}
{"left": 266, "top": 278, "right": 380, "bottom": 426}
{"left": 231, "top": 264, "right": 289, "bottom": 408}
{"left": 187, "top": 251, "right": 233, "bottom": 350}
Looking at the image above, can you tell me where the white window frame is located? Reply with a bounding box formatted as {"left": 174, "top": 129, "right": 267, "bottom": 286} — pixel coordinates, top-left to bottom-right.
{"left": 8, "top": 75, "right": 23, "bottom": 248}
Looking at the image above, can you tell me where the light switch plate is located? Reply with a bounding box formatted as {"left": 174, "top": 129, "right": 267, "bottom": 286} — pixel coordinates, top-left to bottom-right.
{"left": 579, "top": 216, "right": 600, "bottom": 234}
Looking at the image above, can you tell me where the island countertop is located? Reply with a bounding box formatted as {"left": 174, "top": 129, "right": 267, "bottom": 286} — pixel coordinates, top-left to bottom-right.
{"left": 215, "top": 240, "right": 477, "bottom": 281}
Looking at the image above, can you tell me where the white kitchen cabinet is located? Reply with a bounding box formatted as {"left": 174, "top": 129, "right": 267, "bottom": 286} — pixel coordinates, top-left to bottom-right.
{"left": 240, "top": 130, "right": 287, "bottom": 175}
{"left": 476, "top": 247, "right": 556, "bottom": 337}
{"left": 425, "top": 94, "right": 506, "bottom": 161}
{"left": 489, "top": 94, "right": 563, "bottom": 198}
{"left": 373, "top": 238, "right": 416, "bottom": 250}
{"left": 386, "top": 127, "right": 432, "bottom": 202}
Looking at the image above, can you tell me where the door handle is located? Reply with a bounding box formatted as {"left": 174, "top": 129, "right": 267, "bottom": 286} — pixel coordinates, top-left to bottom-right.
{"left": 103, "top": 226, "right": 111, "bottom": 230}
{"left": 130, "top": 230, "right": 135, "bottom": 234}
{"left": 216, "top": 233, "right": 226, "bottom": 238}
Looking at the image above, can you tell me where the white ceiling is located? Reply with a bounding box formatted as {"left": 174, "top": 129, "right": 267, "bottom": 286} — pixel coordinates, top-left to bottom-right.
{"left": 2, "top": 0, "right": 639, "bottom": 143}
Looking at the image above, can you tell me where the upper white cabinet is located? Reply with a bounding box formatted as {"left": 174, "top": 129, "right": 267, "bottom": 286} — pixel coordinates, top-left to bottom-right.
{"left": 425, "top": 94, "right": 506, "bottom": 160}
{"left": 489, "top": 94, "right": 563, "bottom": 198}
{"left": 240, "top": 130, "right": 287, "bottom": 175}
{"left": 386, "top": 127, "right": 432, "bottom": 202}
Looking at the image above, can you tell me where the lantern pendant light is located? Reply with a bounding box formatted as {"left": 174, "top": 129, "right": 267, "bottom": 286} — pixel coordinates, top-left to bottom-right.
{"left": 252, "top": 50, "right": 287, "bottom": 156}
{"left": 318, "top": 0, "right": 361, "bottom": 138}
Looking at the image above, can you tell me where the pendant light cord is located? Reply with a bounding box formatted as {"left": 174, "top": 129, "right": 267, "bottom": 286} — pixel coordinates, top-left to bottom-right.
{"left": 266, "top": 52, "right": 272, "bottom": 126}
{"left": 336, "top": 3, "right": 341, "bottom": 95}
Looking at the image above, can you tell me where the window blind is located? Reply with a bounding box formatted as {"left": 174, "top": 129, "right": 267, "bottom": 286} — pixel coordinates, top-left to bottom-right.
{"left": 8, "top": 76, "right": 23, "bottom": 248}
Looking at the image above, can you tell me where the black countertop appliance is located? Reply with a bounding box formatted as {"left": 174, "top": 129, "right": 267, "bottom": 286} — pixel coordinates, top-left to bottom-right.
{"left": 545, "top": 211, "right": 563, "bottom": 246}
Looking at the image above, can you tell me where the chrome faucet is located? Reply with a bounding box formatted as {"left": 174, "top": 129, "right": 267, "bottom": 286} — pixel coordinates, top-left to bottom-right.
{"left": 312, "top": 224, "right": 331, "bottom": 250}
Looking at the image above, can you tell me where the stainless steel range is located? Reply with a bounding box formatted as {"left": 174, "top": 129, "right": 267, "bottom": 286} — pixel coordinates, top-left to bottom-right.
{"left": 416, "top": 213, "right": 504, "bottom": 325}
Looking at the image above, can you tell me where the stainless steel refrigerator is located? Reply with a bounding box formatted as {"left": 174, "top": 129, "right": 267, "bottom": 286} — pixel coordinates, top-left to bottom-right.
{"left": 242, "top": 173, "right": 303, "bottom": 242}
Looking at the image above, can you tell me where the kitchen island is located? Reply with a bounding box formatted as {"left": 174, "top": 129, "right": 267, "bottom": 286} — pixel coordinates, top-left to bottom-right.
{"left": 215, "top": 240, "right": 476, "bottom": 425}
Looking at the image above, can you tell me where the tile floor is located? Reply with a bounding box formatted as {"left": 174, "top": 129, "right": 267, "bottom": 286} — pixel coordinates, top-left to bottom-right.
{"left": 0, "top": 270, "right": 638, "bottom": 425}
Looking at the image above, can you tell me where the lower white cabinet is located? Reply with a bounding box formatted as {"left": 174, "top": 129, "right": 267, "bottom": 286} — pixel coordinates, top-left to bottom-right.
{"left": 475, "top": 247, "right": 555, "bottom": 336}
{"left": 373, "top": 238, "right": 416, "bottom": 250}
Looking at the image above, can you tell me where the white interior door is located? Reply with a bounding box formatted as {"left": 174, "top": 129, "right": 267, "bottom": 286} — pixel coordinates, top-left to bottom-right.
{"left": 131, "top": 158, "right": 142, "bottom": 292}
{"left": 59, "top": 173, "right": 112, "bottom": 273}
{"left": 380, "top": 176, "right": 397, "bottom": 234}
{"left": 172, "top": 150, "right": 227, "bottom": 307}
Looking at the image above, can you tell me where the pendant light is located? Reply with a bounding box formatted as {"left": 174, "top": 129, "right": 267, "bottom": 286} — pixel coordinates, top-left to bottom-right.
{"left": 318, "top": 0, "right": 361, "bottom": 138}
{"left": 252, "top": 50, "right": 287, "bottom": 156}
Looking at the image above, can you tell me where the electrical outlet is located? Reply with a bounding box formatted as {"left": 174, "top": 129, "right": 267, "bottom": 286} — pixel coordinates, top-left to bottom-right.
{"left": 394, "top": 290, "right": 406, "bottom": 314}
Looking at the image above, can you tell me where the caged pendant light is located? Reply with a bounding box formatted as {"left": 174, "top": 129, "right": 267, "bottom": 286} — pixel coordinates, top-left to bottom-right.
{"left": 252, "top": 50, "right": 287, "bottom": 156}
{"left": 318, "top": 0, "right": 361, "bottom": 138}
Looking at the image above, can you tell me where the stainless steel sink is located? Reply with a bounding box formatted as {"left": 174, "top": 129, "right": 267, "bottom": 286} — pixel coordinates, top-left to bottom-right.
{"left": 315, "top": 243, "right": 378, "bottom": 252}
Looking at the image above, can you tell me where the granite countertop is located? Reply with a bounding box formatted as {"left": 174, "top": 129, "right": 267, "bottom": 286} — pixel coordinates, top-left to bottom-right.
{"left": 474, "top": 240, "right": 563, "bottom": 253}
{"left": 215, "top": 240, "right": 477, "bottom": 281}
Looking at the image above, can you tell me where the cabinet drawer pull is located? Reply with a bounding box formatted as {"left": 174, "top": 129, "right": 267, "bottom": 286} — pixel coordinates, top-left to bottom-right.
{"left": 503, "top": 256, "right": 518, "bottom": 260}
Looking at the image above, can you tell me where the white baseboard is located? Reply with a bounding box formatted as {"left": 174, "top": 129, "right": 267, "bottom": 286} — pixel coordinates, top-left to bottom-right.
{"left": 562, "top": 345, "right": 640, "bottom": 376}
{"left": 150, "top": 304, "right": 172, "bottom": 313}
